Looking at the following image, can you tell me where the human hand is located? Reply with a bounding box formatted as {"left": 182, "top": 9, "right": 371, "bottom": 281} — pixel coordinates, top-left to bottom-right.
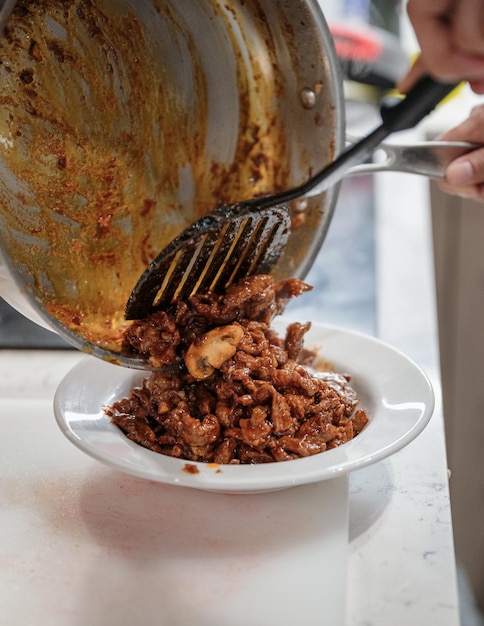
{"left": 437, "top": 104, "right": 484, "bottom": 201}
{"left": 398, "top": 0, "right": 484, "bottom": 94}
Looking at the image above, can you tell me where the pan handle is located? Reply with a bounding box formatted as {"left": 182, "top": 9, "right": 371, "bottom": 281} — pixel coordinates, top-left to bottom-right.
{"left": 346, "top": 141, "right": 480, "bottom": 178}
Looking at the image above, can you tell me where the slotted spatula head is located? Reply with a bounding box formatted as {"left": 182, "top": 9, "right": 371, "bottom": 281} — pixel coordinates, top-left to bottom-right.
{"left": 125, "top": 202, "right": 291, "bottom": 319}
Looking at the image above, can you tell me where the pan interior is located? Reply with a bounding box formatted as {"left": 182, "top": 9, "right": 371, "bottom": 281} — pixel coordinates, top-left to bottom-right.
{"left": 0, "top": 0, "right": 343, "bottom": 357}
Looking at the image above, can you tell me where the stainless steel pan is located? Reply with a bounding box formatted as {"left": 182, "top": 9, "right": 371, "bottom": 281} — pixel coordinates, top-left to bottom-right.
{"left": 0, "top": 0, "right": 345, "bottom": 364}
{"left": 0, "top": 0, "right": 463, "bottom": 367}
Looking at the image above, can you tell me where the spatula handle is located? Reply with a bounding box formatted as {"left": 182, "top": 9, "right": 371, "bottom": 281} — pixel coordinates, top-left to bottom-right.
{"left": 247, "top": 77, "right": 459, "bottom": 206}
{"left": 380, "top": 75, "right": 458, "bottom": 133}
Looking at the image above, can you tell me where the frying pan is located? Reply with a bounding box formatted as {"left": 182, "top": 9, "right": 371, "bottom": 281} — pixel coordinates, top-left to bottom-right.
{"left": 0, "top": 0, "right": 450, "bottom": 366}
{"left": 0, "top": 0, "right": 345, "bottom": 363}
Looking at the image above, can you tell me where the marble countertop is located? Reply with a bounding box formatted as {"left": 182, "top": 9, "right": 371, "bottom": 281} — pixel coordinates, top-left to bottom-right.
{"left": 0, "top": 161, "right": 460, "bottom": 624}
{"left": 347, "top": 168, "right": 459, "bottom": 625}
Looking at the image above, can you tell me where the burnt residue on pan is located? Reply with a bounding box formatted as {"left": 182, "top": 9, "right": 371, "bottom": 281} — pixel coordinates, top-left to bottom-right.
{"left": 0, "top": 0, "right": 340, "bottom": 354}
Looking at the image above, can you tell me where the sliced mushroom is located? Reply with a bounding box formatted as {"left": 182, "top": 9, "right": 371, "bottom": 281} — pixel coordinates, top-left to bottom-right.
{"left": 185, "top": 324, "right": 244, "bottom": 379}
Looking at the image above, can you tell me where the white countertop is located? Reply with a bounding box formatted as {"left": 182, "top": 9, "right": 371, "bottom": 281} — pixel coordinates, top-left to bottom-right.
{"left": 346, "top": 169, "right": 459, "bottom": 625}
{"left": 0, "top": 163, "right": 460, "bottom": 625}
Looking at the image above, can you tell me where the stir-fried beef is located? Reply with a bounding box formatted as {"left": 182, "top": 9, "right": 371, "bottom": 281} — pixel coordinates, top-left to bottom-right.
{"left": 106, "top": 275, "right": 369, "bottom": 464}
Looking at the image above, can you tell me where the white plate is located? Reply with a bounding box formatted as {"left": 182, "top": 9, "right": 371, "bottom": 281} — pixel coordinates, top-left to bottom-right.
{"left": 54, "top": 322, "right": 435, "bottom": 493}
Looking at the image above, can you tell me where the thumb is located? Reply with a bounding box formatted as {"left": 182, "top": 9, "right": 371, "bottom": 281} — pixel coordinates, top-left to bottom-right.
{"left": 446, "top": 149, "right": 484, "bottom": 186}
